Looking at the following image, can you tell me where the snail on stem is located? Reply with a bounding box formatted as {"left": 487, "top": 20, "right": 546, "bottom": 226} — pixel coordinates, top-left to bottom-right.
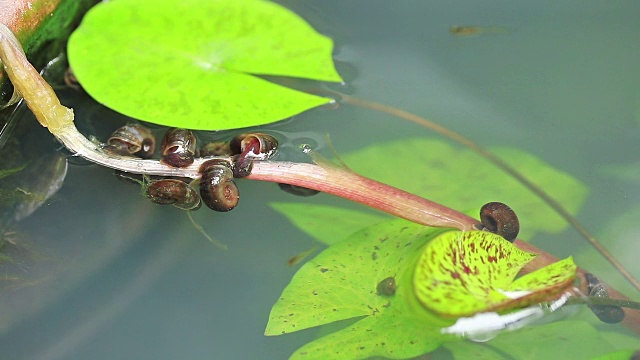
{"left": 198, "top": 159, "right": 239, "bottom": 212}
{"left": 230, "top": 133, "right": 278, "bottom": 178}
{"left": 161, "top": 128, "right": 197, "bottom": 167}
{"left": 145, "top": 178, "right": 201, "bottom": 210}
{"left": 105, "top": 123, "right": 156, "bottom": 159}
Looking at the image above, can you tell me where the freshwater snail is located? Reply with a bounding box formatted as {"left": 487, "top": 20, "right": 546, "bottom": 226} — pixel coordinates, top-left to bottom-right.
{"left": 584, "top": 273, "right": 625, "bottom": 324}
{"left": 278, "top": 183, "right": 320, "bottom": 197}
{"left": 230, "top": 133, "right": 279, "bottom": 178}
{"left": 199, "top": 159, "right": 239, "bottom": 212}
{"left": 478, "top": 202, "right": 519, "bottom": 242}
{"left": 161, "top": 128, "right": 197, "bottom": 167}
{"left": 106, "top": 124, "right": 156, "bottom": 158}
{"left": 230, "top": 132, "right": 278, "bottom": 159}
{"left": 146, "top": 179, "right": 201, "bottom": 210}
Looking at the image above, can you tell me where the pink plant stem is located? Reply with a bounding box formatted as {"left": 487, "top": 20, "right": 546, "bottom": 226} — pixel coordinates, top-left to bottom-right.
{"left": 248, "top": 161, "right": 479, "bottom": 231}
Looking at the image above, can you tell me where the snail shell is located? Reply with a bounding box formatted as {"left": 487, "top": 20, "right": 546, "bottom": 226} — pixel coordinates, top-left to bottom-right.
{"left": 106, "top": 124, "right": 156, "bottom": 158}
{"left": 229, "top": 133, "right": 278, "bottom": 178}
{"left": 161, "top": 128, "right": 197, "bottom": 167}
{"left": 584, "top": 273, "right": 625, "bottom": 324}
{"left": 146, "top": 179, "right": 201, "bottom": 210}
{"left": 199, "top": 159, "right": 239, "bottom": 212}
{"left": 229, "top": 133, "right": 278, "bottom": 160}
{"left": 278, "top": 183, "right": 320, "bottom": 197}
{"left": 479, "top": 202, "right": 519, "bottom": 242}
{"left": 376, "top": 276, "right": 397, "bottom": 296}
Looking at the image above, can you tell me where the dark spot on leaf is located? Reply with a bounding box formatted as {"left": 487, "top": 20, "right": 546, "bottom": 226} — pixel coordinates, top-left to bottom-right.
{"left": 320, "top": 268, "right": 329, "bottom": 273}
{"left": 377, "top": 276, "right": 397, "bottom": 296}
{"left": 379, "top": 236, "right": 388, "bottom": 243}
{"left": 400, "top": 226, "right": 408, "bottom": 232}
{"left": 382, "top": 301, "right": 391, "bottom": 308}
{"left": 332, "top": 308, "right": 338, "bottom": 312}
{"left": 289, "top": 313, "right": 294, "bottom": 316}
{"left": 372, "top": 252, "right": 378, "bottom": 260}
{"left": 374, "top": 245, "right": 380, "bottom": 250}
{"left": 312, "top": 290, "right": 318, "bottom": 296}
{"left": 359, "top": 346, "right": 365, "bottom": 350}
{"left": 404, "top": 242, "right": 412, "bottom": 247}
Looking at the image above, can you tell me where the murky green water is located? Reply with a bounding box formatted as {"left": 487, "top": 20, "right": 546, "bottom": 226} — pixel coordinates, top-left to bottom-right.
{"left": 1, "top": 1, "right": 639, "bottom": 359}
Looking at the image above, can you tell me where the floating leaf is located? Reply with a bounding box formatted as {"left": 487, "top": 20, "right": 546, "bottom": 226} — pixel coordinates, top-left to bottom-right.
{"left": 269, "top": 203, "right": 388, "bottom": 245}
{"left": 67, "top": 0, "right": 342, "bottom": 130}
{"left": 265, "top": 219, "right": 455, "bottom": 359}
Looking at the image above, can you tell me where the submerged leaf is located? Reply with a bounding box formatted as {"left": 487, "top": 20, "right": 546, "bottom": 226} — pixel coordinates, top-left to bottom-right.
{"left": 269, "top": 203, "right": 388, "bottom": 245}
{"left": 273, "top": 138, "right": 588, "bottom": 245}
{"left": 0, "top": 163, "right": 27, "bottom": 179}
{"left": 68, "top": 0, "right": 342, "bottom": 130}
{"left": 443, "top": 321, "right": 635, "bottom": 360}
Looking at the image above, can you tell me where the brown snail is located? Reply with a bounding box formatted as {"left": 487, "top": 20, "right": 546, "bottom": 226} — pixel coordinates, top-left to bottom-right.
{"left": 199, "top": 159, "right": 239, "bottom": 212}
{"left": 106, "top": 124, "right": 156, "bottom": 158}
{"left": 478, "top": 202, "right": 519, "bottom": 242}
{"left": 146, "top": 179, "right": 201, "bottom": 210}
{"left": 278, "top": 183, "right": 320, "bottom": 197}
{"left": 230, "top": 132, "right": 278, "bottom": 159}
{"left": 584, "top": 273, "right": 625, "bottom": 324}
{"left": 230, "top": 133, "right": 278, "bottom": 178}
{"left": 161, "top": 128, "right": 197, "bottom": 167}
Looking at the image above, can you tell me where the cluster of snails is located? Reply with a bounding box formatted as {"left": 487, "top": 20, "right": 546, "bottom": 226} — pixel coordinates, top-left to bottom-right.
{"left": 104, "top": 124, "right": 284, "bottom": 212}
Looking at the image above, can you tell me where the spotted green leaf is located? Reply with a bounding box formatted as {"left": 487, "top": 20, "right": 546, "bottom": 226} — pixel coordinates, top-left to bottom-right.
{"left": 67, "top": 0, "right": 342, "bottom": 130}
{"left": 414, "top": 231, "right": 576, "bottom": 317}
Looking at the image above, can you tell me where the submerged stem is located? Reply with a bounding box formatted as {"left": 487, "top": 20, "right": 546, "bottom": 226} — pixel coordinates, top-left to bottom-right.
{"left": 340, "top": 95, "right": 640, "bottom": 294}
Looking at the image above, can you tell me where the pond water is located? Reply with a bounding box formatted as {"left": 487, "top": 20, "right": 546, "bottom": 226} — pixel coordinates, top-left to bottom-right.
{"left": 1, "top": 1, "right": 639, "bottom": 359}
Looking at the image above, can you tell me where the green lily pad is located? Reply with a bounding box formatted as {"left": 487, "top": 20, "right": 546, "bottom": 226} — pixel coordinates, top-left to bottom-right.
{"left": 67, "top": 0, "right": 342, "bottom": 130}
{"left": 413, "top": 230, "right": 576, "bottom": 317}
